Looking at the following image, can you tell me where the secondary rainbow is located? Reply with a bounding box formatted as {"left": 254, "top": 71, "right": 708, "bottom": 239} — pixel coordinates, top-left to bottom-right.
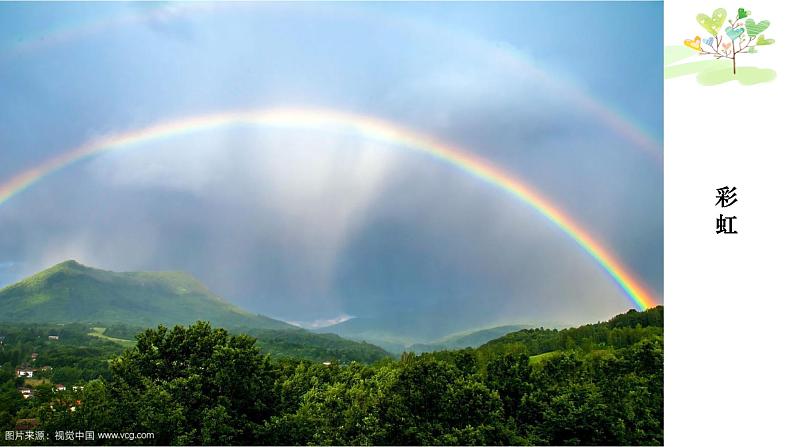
{"left": 0, "top": 108, "right": 657, "bottom": 310}
{"left": 3, "top": 4, "right": 662, "bottom": 163}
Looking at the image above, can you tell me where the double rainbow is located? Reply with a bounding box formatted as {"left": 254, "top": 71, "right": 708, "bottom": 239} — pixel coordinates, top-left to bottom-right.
{"left": 0, "top": 108, "right": 658, "bottom": 310}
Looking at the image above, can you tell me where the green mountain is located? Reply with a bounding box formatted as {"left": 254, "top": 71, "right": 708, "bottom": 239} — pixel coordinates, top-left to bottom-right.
{"left": 0, "top": 260, "right": 292, "bottom": 330}
{"left": 244, "top": 328, "right": 392, "bottom": 363}
{"left": 316, "top": 311, "right": 494, "bottom": 352}
{"left": 476, "top": 306, "right": 664, "bottom": 358}
{"left": 419, "top": 306, "right": 664, "bottom": 369}
{"left": 0, "top": 261, "right": 393, "bottom": 363}
{"left": 315, "top": 317, "right": 416, "bottom": 353}
{"left": 96, "top": 322, "right": 392, "bottom": 363}
{"left": 406, "top": 324, "right": 531, "bottom": 353}
{"left": 319, "top": 313, "right": 567, "bottom": 354}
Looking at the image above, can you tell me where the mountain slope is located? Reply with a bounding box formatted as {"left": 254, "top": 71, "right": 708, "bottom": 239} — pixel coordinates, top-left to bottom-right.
{"left": 316, "top": 311, "right": 494, "bottom": 352}
{"left": 419, "top": 306, "right": 664, "bottom": 368}
{"left": 244, "top": 328, "right": 393, "bottom": 363}
{"left": 315, "top": 317, "right": 416, "bottom": 353}
{"left": 0, "top": 260, "right": 293, "bottom": 330}
{"left": 406, "top": 324, "right": 531, "bottom": 353}
{"left": 476, "top": 306, "right": 664, "bottom": 358}
{"left": 319, "top": 313, "right": 567, "bottom": 353}
{"left": 97, "top": 323, "right": 393, "bottom": 363}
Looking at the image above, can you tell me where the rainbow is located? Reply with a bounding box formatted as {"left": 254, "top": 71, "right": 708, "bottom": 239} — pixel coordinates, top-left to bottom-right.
{"left": 2, "top": 3, "right": 215, "bottom": 57}
{"left": 0, "top": 108, "right": 657, "bottom": 310}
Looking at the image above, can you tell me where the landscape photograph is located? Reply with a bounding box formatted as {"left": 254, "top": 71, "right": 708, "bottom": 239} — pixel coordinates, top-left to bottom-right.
{"left": 0, "top": 2, "right": 663, "bottom": 446}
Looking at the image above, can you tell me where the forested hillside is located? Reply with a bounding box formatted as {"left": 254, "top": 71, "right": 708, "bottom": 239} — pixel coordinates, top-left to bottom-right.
{"left": 478, "top": 306, "right": 663, "bottom": 356}
{"left": 0, "top": 261, "right": 291, "bottom": 330}
{"left": 0, "top": 307, "right": 662, "bottom": 445}
{"left": 406, "top": 324, "right": 531, "bottom": 353}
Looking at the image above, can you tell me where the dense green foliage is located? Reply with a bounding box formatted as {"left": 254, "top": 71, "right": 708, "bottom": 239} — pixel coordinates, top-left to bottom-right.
{"left": 476, "top": 307, "right": 663, "bottom": 358}
{"left": 0, "top": 261, "right": 291, "bottom": 330}
{"left": 1, "top": 307, "right": 662, "bottom": 445}
{"left": 0, "top": 323, "right": 124, "bottom": 435}
{"left": 0, "top": 323, "right": 122, "bottom": 383}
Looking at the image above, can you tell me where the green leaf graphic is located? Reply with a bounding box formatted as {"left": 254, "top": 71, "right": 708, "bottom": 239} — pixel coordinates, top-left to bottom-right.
{"left": 696, "top": 8, "right": 727, "bottom": 36}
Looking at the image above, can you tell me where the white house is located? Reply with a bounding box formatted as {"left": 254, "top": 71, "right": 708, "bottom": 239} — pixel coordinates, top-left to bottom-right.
{"left": 16, "top": 368, "right": 35, "bottom": 378}
{"left": 18, "top": 388, "right": 33, "bottom": 399}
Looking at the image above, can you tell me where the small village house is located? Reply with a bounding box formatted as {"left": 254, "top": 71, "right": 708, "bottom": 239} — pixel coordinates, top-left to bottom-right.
{"left": 54, "top": 384, "right": 66, "bottom": 392}
{"left": 48, "top": 335, "right": 59, "bottom": 341}
{"left": 15, "top": 367, "right": 35, "bottom": 378}
{"left": 18, "top": 387, "right": 33, "bottom": 399}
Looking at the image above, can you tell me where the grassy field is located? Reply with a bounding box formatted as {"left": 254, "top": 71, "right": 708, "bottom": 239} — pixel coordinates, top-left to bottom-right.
{"left": 23, "top": 378, "right": 49, "bottom": 387}
{"left": 88, "top": 327, "right": 136, "bottom": 348}
{"left": 529, "top": 351, "right": 559, "bottom": 364}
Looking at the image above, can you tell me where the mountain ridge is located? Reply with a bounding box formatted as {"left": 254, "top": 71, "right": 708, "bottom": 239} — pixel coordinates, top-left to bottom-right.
{"left": 319, "top": 313, "right": 571, "bottom": 353}
{"left": 0, "top": 260, "right": 293, "bottom": 330}
{"left": 406, "top": 324, "right": 533, "bottom": 353}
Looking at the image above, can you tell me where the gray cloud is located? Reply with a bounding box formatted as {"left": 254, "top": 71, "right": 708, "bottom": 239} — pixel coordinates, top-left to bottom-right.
{"left": 0, "top": 3, "right": 661, "bottom": 338}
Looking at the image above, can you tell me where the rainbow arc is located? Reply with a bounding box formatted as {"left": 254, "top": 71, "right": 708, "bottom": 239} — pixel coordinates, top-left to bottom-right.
{"left": 0, "top": 108, "right": 658, "bottom": 310}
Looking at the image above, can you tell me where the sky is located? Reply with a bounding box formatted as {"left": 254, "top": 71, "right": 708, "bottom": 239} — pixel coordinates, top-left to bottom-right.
{"left": 0, "top": 1, "right": 662, "bottom": 335}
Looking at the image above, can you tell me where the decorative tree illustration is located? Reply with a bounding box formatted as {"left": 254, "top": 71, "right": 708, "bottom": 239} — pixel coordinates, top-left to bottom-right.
{"left": 684, "top": 7, "right": 775, "bottom": 75}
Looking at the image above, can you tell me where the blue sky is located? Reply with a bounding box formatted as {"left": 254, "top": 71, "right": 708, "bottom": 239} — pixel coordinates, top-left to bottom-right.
{"left": 0, "top": 2, "right": 662, "bottom": 336}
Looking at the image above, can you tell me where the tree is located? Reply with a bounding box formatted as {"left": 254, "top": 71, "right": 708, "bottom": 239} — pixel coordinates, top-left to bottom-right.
{"left": 39, "top": 322, "right": 278, "bottom": 445}
{"left": 14, "top": 308, "right": 664, "bottom": 445}
{"left": 685, "top": 8, "right": 775, "bottom": 74}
